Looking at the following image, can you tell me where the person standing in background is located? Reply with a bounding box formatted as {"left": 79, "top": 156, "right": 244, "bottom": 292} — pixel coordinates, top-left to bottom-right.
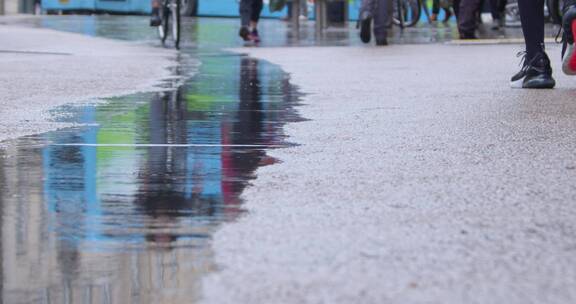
{"left": 358, "top": 0, "right": 393, "bottom": 45}
{"left": 453, "top": 0, "right": 481, "bottom": 39}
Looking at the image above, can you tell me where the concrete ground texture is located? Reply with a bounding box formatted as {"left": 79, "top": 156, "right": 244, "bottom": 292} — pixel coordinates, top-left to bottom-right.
{"left": 0, "top": 25, "right": 175, "bottom": 142}
{"left": 202, "top": 43, "right": 576, "bottom": 304}
{"left": 2, "top": 16, "right": 576, "bottom": 304}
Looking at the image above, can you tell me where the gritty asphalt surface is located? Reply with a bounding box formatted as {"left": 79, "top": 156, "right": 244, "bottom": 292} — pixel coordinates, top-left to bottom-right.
{"left": 0, "top": 25, "right": 175, "bottom": 143}
{"left": 201, "top": 43, "right": 576, "bottom": 304}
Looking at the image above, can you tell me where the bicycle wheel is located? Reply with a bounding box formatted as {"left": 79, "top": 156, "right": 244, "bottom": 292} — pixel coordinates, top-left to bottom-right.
{"left": 393, "top": 0, "right": 421, "bottom": 27}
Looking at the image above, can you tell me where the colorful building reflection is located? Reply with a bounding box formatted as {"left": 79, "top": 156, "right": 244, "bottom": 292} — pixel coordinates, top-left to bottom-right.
{"left": 0, "top": 56, "right": 300, "bottom": 303}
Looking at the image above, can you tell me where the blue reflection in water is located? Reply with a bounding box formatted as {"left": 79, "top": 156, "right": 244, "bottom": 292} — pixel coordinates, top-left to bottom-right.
{"left": 35, "top": 57, "right": 299, "bottom": 251}
{"left": 0, "top": 55, "right": 302, "bottom": 303}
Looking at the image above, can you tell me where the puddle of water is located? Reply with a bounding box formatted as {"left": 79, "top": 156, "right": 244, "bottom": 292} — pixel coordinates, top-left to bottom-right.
{"left": 0, "top": 55, "right": 303, "bottom": 303}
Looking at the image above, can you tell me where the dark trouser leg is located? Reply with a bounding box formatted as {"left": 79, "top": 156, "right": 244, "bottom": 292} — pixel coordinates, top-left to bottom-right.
{"left": 518, "top": 0, "right": 544, "bottom": 60}
{"left": 490, "top": 0, "right": 500, "bottom": 19}
{"left": 453, "top": 0, "right": 460, "bottom": 17}
{"left": 432, "top": 0, "right": 440, "bottom": 14}
{"left": 499, "top": 0, "right": 507, "bottom": 14}
{"left": 251, "top": 0, "right": 264, "bottom": 23}
{"left": 240, "top": 0, "right": 252, "bottom": 27}
{"left": 458, "top": 0, "right": 482, "bottom": 37}
{"left": 373, "top": 0, "right": 392, "bottom": 41}
{"left": 360, "top": 0, "right": 376, "bottom": 18}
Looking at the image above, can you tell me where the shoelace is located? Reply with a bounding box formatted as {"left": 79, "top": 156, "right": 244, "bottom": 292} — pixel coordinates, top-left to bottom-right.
{"left": 516, "top": 51, "right": 529, "bottom": 71}
{"left": 515, "top": 51, "right": 548, "bottom": 74}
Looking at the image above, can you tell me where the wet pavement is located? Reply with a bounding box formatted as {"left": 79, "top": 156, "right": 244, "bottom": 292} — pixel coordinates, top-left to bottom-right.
{"left": 0, "top": 17, "right": 303, "bottom": 302}
{"left": 201, "top": 34, "right": 576, "bottom": 304}
{"left": 0, "top": 14, "right": 568, "bottom": 304}
{"left": 3, "top": 14, "right": 560, "bottom": 48}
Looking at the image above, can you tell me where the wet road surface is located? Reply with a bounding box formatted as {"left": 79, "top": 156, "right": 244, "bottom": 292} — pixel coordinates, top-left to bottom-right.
{"left": 0, "top": 14, "right": 564, "bottom": 303}
{"left": 0, "top": 17, "right": 303, "bottom": 302}
{"left": 4, "top": 14, "right": 560, "bottom": 47}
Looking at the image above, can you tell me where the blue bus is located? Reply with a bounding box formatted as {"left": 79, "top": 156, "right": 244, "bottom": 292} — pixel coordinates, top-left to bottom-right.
{"left": 41, "top": 0, "right": 274, "bottom": 16}
{"left": 42, "top": 0, "right": 152, "bottom": 14}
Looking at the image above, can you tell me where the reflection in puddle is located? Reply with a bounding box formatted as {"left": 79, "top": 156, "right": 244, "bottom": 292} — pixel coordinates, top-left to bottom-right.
{"left": 0, "top": 56, "right": 302, "bottom": 303}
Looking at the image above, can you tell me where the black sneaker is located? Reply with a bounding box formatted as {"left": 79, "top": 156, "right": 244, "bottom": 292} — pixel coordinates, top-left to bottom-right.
{"left": 510, "top": 51, "right": 556, "bottom": 89}
{"left": 239, "top": 26, "right": 250, "bottom": 41}
{"left": 359, "top": 11, "right": 372, "bottom": 44}
{"left": 561, "top": 1, "right": 576, "bottom": 74}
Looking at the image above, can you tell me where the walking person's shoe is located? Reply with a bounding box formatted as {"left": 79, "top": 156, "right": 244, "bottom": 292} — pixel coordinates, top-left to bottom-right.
{"left": 375, "top": 37, "right": 388, "bottom": 46}
{"left": 510, "top": 51, "right": 556, "bottom": 89}
{"left": 239, "top": 26, "right": 251, "bottom": 41}
{"left": 561, "top": 1, "right": 576, "bottom": 74}
{"left": 359, "top": 11, "right": 372, "bottom": 44}
{"left": 249, "top": 29, "right": 261, "bottom": 43}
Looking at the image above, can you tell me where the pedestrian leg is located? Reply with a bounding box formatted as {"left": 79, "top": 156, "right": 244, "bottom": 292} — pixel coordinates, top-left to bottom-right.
{"left": 240, "top": 0, "right": 252, "bottom": 28}
{"left": 488, "top": 0, "right": 507, "bottom": 28}
{"left": 518, "top": 0, "right": 544, "bottom": 61}
{"left": 432, "top": 0, "right": 440, "bottom": 21}
{"left": 498, "top": 0, "right": 507, "bottom": 25}
{"left": 457, "top": 0, "right": 482, "bottom": 38}
{"left": 239, "top": 0, "right": 263, "bottom": 42}
{"left": 360, "top": 0, "right": 376, "bottom": 18}
{"left": 489, "top": 0, "right": 500, "bottom": 20}
{"left": 359, "top": 0, "right": 376, "bottom": 43}
{"left": 250, "top": 0, "right": 264, "bottom": 24}
{"left": 453, "top": 0, "right": 460, "bottom": 17}
{"left": 510, "top": 0, "right": 554, "bottom": 88}
{"left": 373, "top": 0, "right": 393, "bottom": 45}
{"left": 250, "top": 0, "right": 264, "bottom": 42}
